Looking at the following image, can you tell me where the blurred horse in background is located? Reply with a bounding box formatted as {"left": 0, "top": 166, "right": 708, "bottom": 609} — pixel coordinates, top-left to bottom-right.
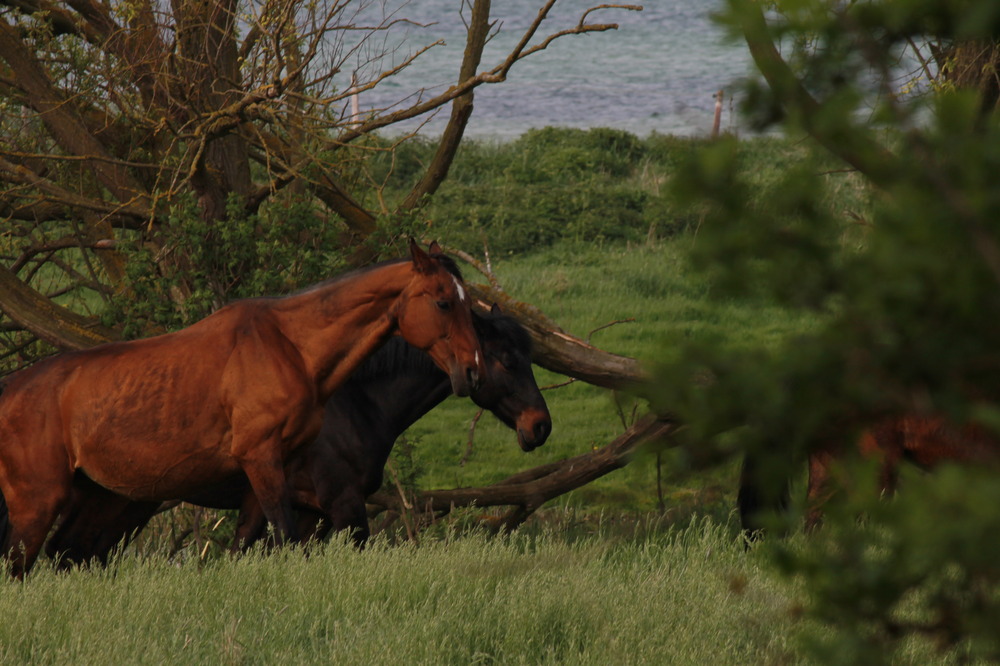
{"left": 739, "top": 414, "right": 1000, "bottom": 535}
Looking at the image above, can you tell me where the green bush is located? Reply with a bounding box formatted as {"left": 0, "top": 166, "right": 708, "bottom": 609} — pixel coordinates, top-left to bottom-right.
{"left": 105, "top": 192, "right": 348, "bottom": 336}
{"left": 420, "top": 129, "right": 860, "bottom": 256}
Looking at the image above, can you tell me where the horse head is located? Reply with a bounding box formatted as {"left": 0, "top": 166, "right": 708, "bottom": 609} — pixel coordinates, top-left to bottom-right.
{"left": 395, "top": 240, "right": 485, "bottom": 397}
{"left": 470, "top": 303, "right": 552, "bottom": 451}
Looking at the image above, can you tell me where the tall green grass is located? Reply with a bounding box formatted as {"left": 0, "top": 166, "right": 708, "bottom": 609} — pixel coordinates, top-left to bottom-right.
{"left": 5, "top": 518, "right": 972, "bottom": 664}
{"left": 0, "top": 520, "right": 804, "bottom": 664}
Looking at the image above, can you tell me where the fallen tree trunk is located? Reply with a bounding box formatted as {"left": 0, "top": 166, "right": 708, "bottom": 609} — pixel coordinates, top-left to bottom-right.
{"left": 367, "top": 414, "right": 676, "bottom": 533}
{"left": 1, "top": 274, "right": 648, "bottom": 395}
{"left": 466, "top": 282, "right": 647, "bottom": 392}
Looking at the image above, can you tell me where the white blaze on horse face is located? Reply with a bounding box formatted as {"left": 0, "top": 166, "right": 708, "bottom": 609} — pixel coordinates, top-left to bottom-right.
{"left": 451, "top": 276, "right": 467, "bottom": 303}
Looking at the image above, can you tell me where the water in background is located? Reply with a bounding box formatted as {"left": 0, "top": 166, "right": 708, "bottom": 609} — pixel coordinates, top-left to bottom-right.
{"left": 348, "top": 0, "right": 753, "bottom": 140}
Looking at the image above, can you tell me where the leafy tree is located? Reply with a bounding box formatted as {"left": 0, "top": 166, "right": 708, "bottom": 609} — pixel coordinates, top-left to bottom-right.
{"left": 0, "top": 1, "right": 663, "bottom": 558}
{"left": 655, "top": 0, "right": 1000, "bottom": 660}
{"left": 0, "top": 0, "right": 637, "bottom": 367}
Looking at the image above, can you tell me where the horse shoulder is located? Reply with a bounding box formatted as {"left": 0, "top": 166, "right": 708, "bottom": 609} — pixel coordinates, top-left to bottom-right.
{"left": 219, "top": 304, "right": 318, "bottom": 428}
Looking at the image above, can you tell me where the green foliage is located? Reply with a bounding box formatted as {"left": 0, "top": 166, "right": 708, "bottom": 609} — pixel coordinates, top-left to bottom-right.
{"left": 420, "top": 128, "right": 869, "bottom": 257}
{"left": 769, "top": 463, "right": 1000, "bottom": 663}
{"left": 650, "top": 0, "right": 1000, "bottom": 660}
{"left": 105, "top": 193, "right": 348, "bottom": 336}
{"left": 423, "top": 128, "right": 670, "bottom": 253}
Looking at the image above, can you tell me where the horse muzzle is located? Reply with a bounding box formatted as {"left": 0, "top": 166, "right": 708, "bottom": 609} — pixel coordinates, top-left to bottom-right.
{"left": 517, "top": 410, "right": 552, "bottom": 451}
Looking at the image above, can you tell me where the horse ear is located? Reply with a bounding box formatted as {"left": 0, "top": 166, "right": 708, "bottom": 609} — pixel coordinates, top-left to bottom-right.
{"left": 490, "top": 302, "right": 503, "bottom": 316}
{"left": 427, "top": 240, "right": 443, "bottom": 255}
{"left": 409, "top": 237, "right": 436, "bottom": 274}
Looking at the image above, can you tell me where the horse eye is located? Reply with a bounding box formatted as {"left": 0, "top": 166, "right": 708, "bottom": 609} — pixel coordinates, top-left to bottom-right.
{"left": 436, "top": 300, "right": 451, "bottom": 311}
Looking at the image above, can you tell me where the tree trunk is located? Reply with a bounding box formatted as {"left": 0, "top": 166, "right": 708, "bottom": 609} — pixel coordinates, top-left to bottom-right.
{"left": 934, "top": 40, "right": 1000, "bottom": 117}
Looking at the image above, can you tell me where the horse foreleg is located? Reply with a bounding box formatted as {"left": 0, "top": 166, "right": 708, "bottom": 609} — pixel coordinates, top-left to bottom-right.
{"left": 4, "top": 482, "right": 69, "bottom": 578}
{"left": 47, "top": 477, "right": 158, "bottom": 567}
{"left": 860, "top": 421, "right": 903, "bottom": 498}
{"left": 233, "top": 484, "right": 333, "bottom": 551}
{"left": 237, "top": 457, "right": 298, "bottom": 546}
{"left": 95, "top": 501, "right": 159, "bottom": 562}
{"left": 805, "top": 448, "right": 837, "bottom": 532}
{"left": 232, "top": 493, "right": 268, "bottom": 552}
{"left": 327, "top": 492, "right": 371, "bottom": 547}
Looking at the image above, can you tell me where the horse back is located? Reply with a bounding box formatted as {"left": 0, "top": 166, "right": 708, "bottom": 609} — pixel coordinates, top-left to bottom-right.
{"left": 892, "top": 416, "right": 1000, "bottom": 468}
{"left": 0, "top": 301, "right": 321, "bottom": 499}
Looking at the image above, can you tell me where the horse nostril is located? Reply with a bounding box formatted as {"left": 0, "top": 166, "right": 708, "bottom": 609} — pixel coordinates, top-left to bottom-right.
{"left": 534, "top": 420, "right": 551, "bottom": 443}
{"left": 466, "top": 368, "right": 480, "bottom": 389}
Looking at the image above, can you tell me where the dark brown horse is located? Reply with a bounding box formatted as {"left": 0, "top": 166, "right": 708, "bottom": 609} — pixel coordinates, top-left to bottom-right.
{"left": 801, "top": 415, "right": 1000, "bottom": 529}
{"left": 739, "top": 415, "right": 1000, "bottom": 534}
{"left": 44, "top": 305, "right": 552, "bottom": 563}
{"left": 0, "top": 240, "right": 485, "bottom": 576}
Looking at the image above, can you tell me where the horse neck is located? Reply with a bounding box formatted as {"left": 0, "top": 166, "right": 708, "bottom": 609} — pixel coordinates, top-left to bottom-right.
{"left": 369, "top": 369, "right": 453, "bottom": 438}
{"left": 272, "top": 262, "right": 413, "bottom": 398}
{"left": 321, "top": 362, "right": 452, "bottom": 491}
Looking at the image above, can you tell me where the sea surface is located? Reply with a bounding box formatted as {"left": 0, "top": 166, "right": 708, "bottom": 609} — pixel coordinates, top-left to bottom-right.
{"left": 345, "top": 0, "right": 753, "bottom": 140}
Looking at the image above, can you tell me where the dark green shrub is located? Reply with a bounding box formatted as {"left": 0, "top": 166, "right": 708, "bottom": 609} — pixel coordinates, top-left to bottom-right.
{"left": 503, "top": 127, "right": 646, "bottom": 183}
{"left": 105, "top": 192, "right": 349, "bottom": 336}
{"left": 430, "top": 181, "right": 647, "bottom": 254}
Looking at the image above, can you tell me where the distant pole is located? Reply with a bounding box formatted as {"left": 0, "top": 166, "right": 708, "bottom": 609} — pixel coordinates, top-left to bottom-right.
{"left": 712, "top": 89, "right": 723, "bottom": 138}
{"left": 350, "top": 72, "right": 360, "bottom": 125}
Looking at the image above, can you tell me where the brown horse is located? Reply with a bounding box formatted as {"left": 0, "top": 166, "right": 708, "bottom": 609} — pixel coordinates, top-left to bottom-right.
{"left": 739, "top": 414, "right": 1000, "bottom": 534}
{"left": 0, "top": 240, "right": 485, "bottom": 576}
{"left": 802, "top": 415, "right": 1000, "bottom": 529}
{"left": 44, "top": 305, "right": 552, "bottom": 564}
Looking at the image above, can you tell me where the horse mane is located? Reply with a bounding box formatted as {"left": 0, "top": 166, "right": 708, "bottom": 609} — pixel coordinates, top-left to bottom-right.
{"left": 289, "top": 250, "right": 464, "bottom": 298}
{"left": 430, "top": 252, "right": 464, "bottom": 281}
{"left": 349, "top": 336, "right": 440, "bottom": 383}
{"left": 475, "top": 309, "right": 533, "bottom": 356}
{"left": 348, "top": 308, "right": 531, "bottom": 384}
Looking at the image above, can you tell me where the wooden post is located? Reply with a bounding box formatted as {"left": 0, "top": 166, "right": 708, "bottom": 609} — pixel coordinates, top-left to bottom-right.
{"left": 350, "top": 72, "right": 360, "bottom": 125}
{"left": 712, "top": 89, "right": 723, "bottom": 138}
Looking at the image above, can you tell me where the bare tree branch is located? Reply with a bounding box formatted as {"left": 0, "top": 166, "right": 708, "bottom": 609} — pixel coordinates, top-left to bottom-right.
{"left": 0, "top": 263, "right": 117, "bottom": 351}
{"left": 368, "top": 414, "right": 676, "bottom": 531}
{"left": 401, "top": 0, "right": 493, "bottom": 210}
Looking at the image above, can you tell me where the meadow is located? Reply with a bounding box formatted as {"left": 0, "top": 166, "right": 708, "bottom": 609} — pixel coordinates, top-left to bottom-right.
{"left": 0, "top": 522, "right": 809, "bottom": 664}
{"left": 11, "top": 129, "right": 955, "bottom": 664}
{"left": 391, "top": 128, "right": 851, "bottom": 517}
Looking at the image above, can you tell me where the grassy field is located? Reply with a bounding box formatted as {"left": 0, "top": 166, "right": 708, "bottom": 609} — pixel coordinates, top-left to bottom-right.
{"left": 403, "top": 236, "right": 820, "bottom": 516}
{"left": 3, "top": 131, "right": 908, "bottom": 663}
{"left": 0, "top": 522, "right": 800, "bottom": 664}
{"left": 2, "top": 518, "right": 975, "bottom": 664}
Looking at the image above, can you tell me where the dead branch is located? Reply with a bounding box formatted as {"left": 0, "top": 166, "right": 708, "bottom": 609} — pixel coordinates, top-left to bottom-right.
{"left": 460, "top": 408, "right": 485, "bottom": 467}
{"left": 367, "top": 414, "right": 676, "bottom": 532}
{"left": 588, "top": 317, "right": 636, "bottom": 343}
{"left": 0, "top": 263, "right": 118, "bottom": 351}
